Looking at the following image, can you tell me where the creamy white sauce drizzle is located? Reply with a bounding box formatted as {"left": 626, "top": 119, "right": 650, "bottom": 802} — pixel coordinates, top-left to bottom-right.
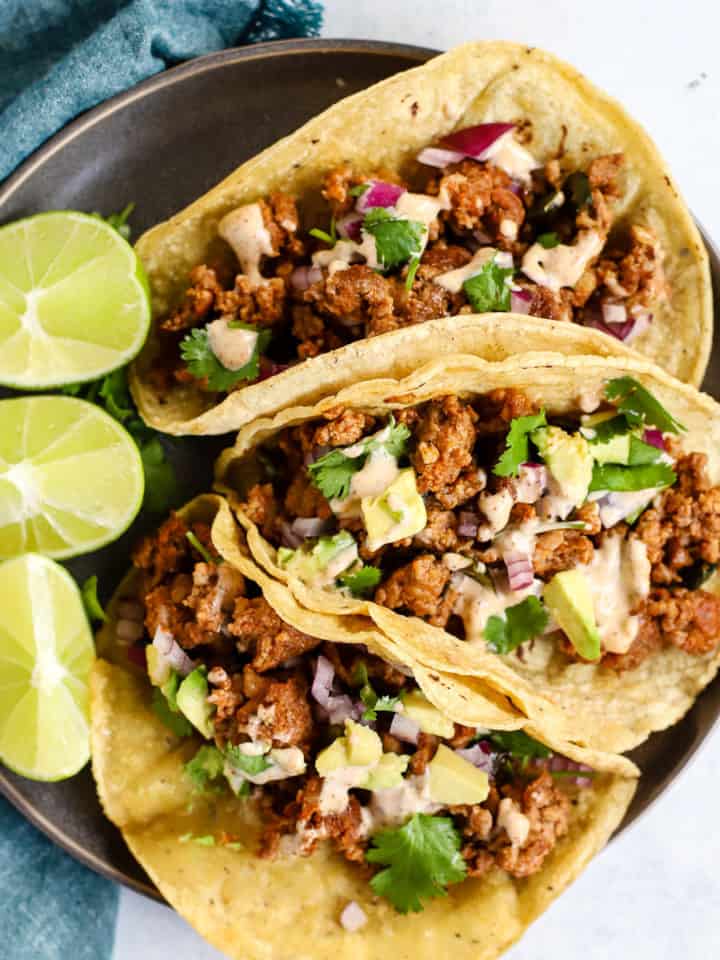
{"left": 521, "top": 230, "right": 604, "bottom": 291}
{"left": 364, "top": 772, "right": 442, "bottom": 832}
{"left": 452, "top": 572, "right": 542, "bottom": 643}
{"left": 483, "top": 131, "right": 539, "bottom": 183}
{"left": 434, "top": 247, "right": 498, "bottom": 294}
{"left": 497, "top": 797, "right": 530, "bottom": 847}
{"left": 206, "top": 320, "right": 258, "bottom": 371}
{"left": 476, "top": 487, "right": 515, "bottom": 539}
{"left": 218, "top": 202, "right": 275, "bottom": 287}
{"left": 582, "top": 535, "right": 651, "bottom": 654}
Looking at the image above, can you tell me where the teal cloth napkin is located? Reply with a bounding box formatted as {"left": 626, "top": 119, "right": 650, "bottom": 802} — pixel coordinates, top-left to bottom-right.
{"left": 0, "top": 1, "right": 321, "bottom": 957}
{"left": 0, "top": 0, "right": 323, "bottom": 181}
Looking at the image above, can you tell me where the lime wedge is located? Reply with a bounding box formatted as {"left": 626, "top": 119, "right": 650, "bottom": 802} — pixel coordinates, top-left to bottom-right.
{"left": 0, "top": 396, "right": 144, "bottom": 560}
{"left": 0, "top": 554, "right": 94, "bottom": 780}
{"left": 0, "top": 211, "right": 150, "bottom": 388}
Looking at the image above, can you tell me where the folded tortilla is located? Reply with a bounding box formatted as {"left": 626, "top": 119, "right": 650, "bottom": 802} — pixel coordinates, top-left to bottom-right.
{"left": 130, "top": 41, "right": 711, "bottom": 436}
{"left": 216, "top": 346, "right": 720, "bottom": 753}
{"left": 91, "top": 494, "right": 636, "bottom": 960}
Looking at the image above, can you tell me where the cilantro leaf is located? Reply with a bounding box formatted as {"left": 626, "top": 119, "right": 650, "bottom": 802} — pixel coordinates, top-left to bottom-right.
{"left": 151, "top": 688, "right": 193, "bottom": 737}
{"left": 494, "top": 410, "right": 547, "bottom": 477}
{"left": 139, "top": 437, "right": 180, "bottom": 514}
{"left": 349, "top": 183, "right": 370, "bottom": 197}
{"left": 179, "top": 327, "right": 270, "bottom": 392}
{"left": 308, "top": 416, "right": 410, "bottom": 500}
{"left": 97, "top": 368, "right": 134, "bottom": 420}
{"left": 537, "top": 232, "right": 559, "bottom": 249}
{"left": 565, "top": 171, "right": 591, "bottom": 209}
{"left": 405, "top": 255, "right": 421, "bottom": 291}
{"left": 367, "top": 814, "right": 467, "bottom": 913}
{"left": 339, "top": 565, "right": 382, "bottom": 596}
{"left": 184, "top": 745, "right": 226, "bottom": 793}
{"left": 605, "top": 376, "right": 685, "bottom": 434}
{"left": 463, "top": 259, "right": 514, "bottom": 312}
{"left": 589, "top": 462, "right": 676, "bottom": 493}
{"left": 582, "top": 414, "right": 630, "bottom": 444}
{"left": 628, "top": 436, "right": 664, "bottom": 466}
{"left": 359, "top": 679, "right": 400, "bottom": 722}
{"left": 485, "top": 596, "right": 549, "bottom": 654}
{"left": 363, "top": 207, "right": 425, "bottom": 271}
{"left": 488, "top": 730, "right": 552, "bottom": 759}
{"left": 80, "top": 575, "right": 107, "bottom": 623}
{"left": 91, "top": 202, "right": 135, "bottom": 241}
{"left": 225, "top": 746, "right": 272, "bottom": 775}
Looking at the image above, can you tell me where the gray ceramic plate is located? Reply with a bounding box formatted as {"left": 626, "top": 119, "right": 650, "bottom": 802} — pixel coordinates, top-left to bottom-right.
{"left": 0, "top": 38, "right": 718, "bottom": 901}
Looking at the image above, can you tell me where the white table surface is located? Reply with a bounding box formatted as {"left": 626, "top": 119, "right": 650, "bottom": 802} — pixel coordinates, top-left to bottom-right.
{"left": 112, "top": 1, "right": 720, "bottom": 956}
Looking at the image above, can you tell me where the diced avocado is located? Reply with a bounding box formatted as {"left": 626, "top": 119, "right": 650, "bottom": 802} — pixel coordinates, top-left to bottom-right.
{"left": 543, "top": 569, "right": 601, "bottom": 660}
{"left": 315, "top": 737, "right": 350, "bottom": 776}
{"left": 161, "top": 670, "right": 180, "bottom": 708}
{"left": 345, "top": 720, "right": 383, "bottom": 767}
{"left": 176, "top": 667, "right": 214, "bottom": 738}
{"left": 401, "top": 691, "right": 455, "bottom": 739}
{"left": 363, "top": 753, "right": 410, "bottom": 791}
{"left": 531, "top": 426, "right": 593, "bottom": 509}
{"left": 361, "top": 468, "right": 427, "bottom": 552}
{"left": 278, "top": 532, "right": 358, "bottom": 587}
{"left": 427, "top": 745, "right": 490, "bottom": 805}
{"left": 590, "top": 432, "right": 631, "bottom": 465}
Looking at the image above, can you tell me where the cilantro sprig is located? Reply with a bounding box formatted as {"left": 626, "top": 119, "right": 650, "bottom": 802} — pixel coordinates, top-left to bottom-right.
{"left": 308, "top": 416, "right": 411, "bottom": 500}
{"left": 485, "top": 596, "right": 549, "bottom": 654}
{"left": 354, "top": 663, "right": 400, "bottom": 721}
{"left": 537, "top": 232, "right": 559, "bottom": 249}
{"left": 367, "top": 814, "right": 467, "bottom": 913}
{"left": 184, "top": 745, "right": 226, "bottom": 793}
{"left": 339, "top": 565, "right": 382, "bottom": 597}
{"left": 605, "top": 376, "right": 685, "bottom": 435}
{"left": 362, "top": 207, "right": 425, "bottom": 271}
{"left": 488, "top": 730, "right": 552, "bottom": 760}
{"left": 180, "top": 325, "right": 271, "bottom": 393}
{"left": 494, "top": 410, "right": 547, "bottom": 477}
{"left": 589, "top": 461, "right": 676, "bottom": 493}
{"left": 463, "top": 259, "right": 514, "bottom": 312}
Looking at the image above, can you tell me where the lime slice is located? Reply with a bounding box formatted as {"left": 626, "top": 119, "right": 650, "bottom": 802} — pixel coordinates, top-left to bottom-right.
{"left": 0, "top": 211, "right": 150, "bottom": 388}
{"left": 0, "top": 554, "right": 94, "bottom": 780}
{"left": 0, "top": 396, "right": 144, "bottom": 560}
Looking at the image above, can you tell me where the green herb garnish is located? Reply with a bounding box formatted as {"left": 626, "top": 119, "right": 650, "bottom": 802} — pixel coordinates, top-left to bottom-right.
{"left": 494, "top": 410, "right": 547, "bottom": 477}
{"left": 180, "top": 326, "right": 271, "bottom": 392}
{"left": 589, "top": 462, "right": 676, "bottom": 493}
{"left": 339, "top": 565, "right": 382, "bottom": 596}
{"left": 362, "top": 207, "right": 425, "bottom": 271}
{"left": 485, "top": 596, "right": 549, "bottom": 654}
{"left": 537, "top": 232, "right": 560, "bottom": 249}
{"left": 605, "top": 376, "right": 685, "bottom": 434}
{"left": 463, "top": 259, "right": 514, "bottom": 312}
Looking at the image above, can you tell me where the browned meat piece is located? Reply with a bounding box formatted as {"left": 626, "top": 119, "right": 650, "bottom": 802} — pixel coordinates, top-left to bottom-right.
{"left": 144, "top": 583, "right": 191, "bottom": 645}
{"left": 159, "top": 265, "right": 226, "bottom": 333}
{"left": 236, "top": 675, "right": 314, "bottom": 748}
{"left": 207, "top": 666, "right": 245, "bottom": 727}
{"left": 495, "top": 772, "right": 570, "bottom": 878}
{"left": 409, "top": 733, "right": 439, "bottom": 775}
{"left": 401, "top": 244, "right": 471, "bottom": 325}
{"left": 413, "top": 505, "right": 459, "bottom": 552}
{"left": 303, "top": 264, "right": 400, "bottom": 338}
{"left": 634, "top": 453, "right": 720, "bottom": 584}
{"left": 284, "top": 471, "right": 332, "bottom": 519}
{"left": 576, "top": 153, "right": 624, "bottom": 235}
{"left": 229, "top": 596, "right": 321, "bottom": 671}
{"left": 517, "top": 281, "right": 574, "bottom": 323}
{"left": 265, "top": 193, "right": 304, "bottom": 259}
{"left": 321, "top": 166, "right": 405, "bottom": 218}
{"left": 374, "top": 554, "right": 456, "bottom": 628}
{"left": 448, "top": 724, "right": 479, "bottom": 749}
{"left": 311, "top": 408, "right": 376, "bottom": 449}
{"left": 182, "top": 561, "right": 245, "bottom": 636}
{"left": 211, "top": 275, "right": 287, "bottom": 330}
{"left": 432, "top": 159, "right": 526, "bottom": 247}
{"left": 533, "top": 530, "right": 594, "bottom": 579}
{"left": 409, "top": 396, "right": 478, "bottom": 495}
{"left": 595, "top": 224, "right": 667, "bottom": 311}
{"left": 473, "top": 387, "right": 538, "bottom": 436}
{"left": 573, "top": 501, "right": 602, "bottom": 535}
{"left": 602, "top": 616, "right": 663, "bottom": 671}
{"left": 290, "top": 303, "right": 346, "bottom": 359}
{"left": 133, "top": 516, "right": 215, "bottom": 588}
{"left": 241, "top": 483, "right": 280, "bottom": 540}
{"left": 644, "top": 588, "right": 720, "bottom": 655}
{"left": 434, "top": 469, "right": 486, "bottom": 510}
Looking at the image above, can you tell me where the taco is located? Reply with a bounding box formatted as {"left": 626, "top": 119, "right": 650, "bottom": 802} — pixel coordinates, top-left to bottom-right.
{"left": 91, "top": 494, "right": 636, "bottom": 960}
{"left": 216, "top": 347, "right": 720, "bottom": 754}
{"left": 130, "top": 41, "right": 711, "bottom": 436}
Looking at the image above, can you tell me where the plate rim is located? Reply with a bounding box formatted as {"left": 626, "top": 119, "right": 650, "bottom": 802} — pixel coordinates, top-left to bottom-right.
{"left": 1, "top": 34, "right": 719, "bottom": 903}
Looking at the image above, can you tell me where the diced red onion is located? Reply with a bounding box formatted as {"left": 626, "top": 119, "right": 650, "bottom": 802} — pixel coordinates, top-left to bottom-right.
{"left": 340, "top": 901, "right": 367, "bottom": 932}
{"left": 455, "top": 744, "right": 496, "bottom": 774}
{"left": 280, "top": 521, "right": 304, "bottom": 549}
{"left": 508, "top": 180, "right": 524, "bottom": 196}
{"left": 583, "top": 305, "right": 652, "bottom": 343}
{"left": 291, "top": 517, "right": 334, "bottom": 540}
{"left": 311, "top": 655, "right": 335, "bottom": 702}
{"left": 356, "top": 180, "right": 406, "bottom": 213}
{"left": 473, "top": 228, "right": 492, "bottom": 245}
{"left": 117, "top": 600, "right": 144, "bottom": 621}
{"left": 336, "top": 213, "right": 363, "bottom": 241}
{"left": 417, "top": 146, "right": 465, "bottom": 168}
{"left": 458, "top": 510, "right": 479, "bottom": 538}
{"left": 510, "top": 289, "right": 532, "bottom": 314}
{"left": 290, "top": 264, "right": 322, "bottom": 291}
{"left": 390, "top": 712, "right": 420, "bottom": 745}
{"left": 126, "top": 644, "right": 147, "bottom": 669}
{"left": 602, "top": 303, "right": 627, "bottom": 326}
{"left": 643, "top": 428, "right": 666, "bottom": 450}
{"left": 150, "top": 627, "right": 195, "bottom": 683}
{"left": 116, "top": 619, "right": 144, "bottom": 644}
{"left": 304, "top": 444, "right": 330, "bottom": 467}
{"left": 440, "top": 122, "right": 515, "bottom": 158}
{"left": 327, "top": 695, "right": 359, "bottom": 724}
{"left": 532, "top": 755, "right": 593, "bottom": 787}
{"left": 503, "top": 550, "right": 534, "bottom": 592}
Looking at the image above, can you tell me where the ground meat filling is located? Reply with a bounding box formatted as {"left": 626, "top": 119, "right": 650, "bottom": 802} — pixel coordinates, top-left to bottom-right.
{"left": 133, "top": 514, "right": 579, "bottom": 884}
{"left": 156, "top": 142, "right": 667, "bottom": 394}
{"left": 239, "top": 388, "right": 720, "bottom": 673}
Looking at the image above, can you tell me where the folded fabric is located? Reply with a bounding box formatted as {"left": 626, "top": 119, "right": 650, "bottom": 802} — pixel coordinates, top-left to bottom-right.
{"left": 0, "top": 0, "right": 323, "bottom": 181}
